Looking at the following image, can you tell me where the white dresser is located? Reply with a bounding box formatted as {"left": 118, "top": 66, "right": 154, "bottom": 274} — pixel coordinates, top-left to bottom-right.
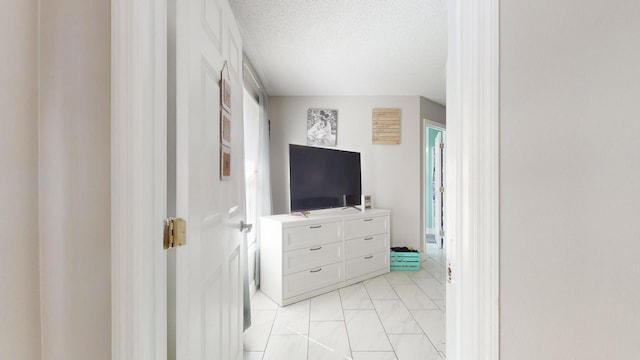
{"left": 259, "top": 209, "right": 390, "bottom": 306}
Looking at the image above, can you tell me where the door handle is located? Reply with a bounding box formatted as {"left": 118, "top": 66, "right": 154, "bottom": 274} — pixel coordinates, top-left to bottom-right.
{"left": 239, "top": 220, "right": 253, "bottom": 233}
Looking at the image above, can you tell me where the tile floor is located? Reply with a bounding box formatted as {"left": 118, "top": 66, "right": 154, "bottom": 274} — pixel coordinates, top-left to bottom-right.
{"left": 243, "top": 244, "right": 446, "bottom": 360}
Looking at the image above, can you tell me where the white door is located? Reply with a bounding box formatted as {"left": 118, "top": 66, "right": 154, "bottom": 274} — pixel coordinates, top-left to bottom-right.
{"left": 173, "top": 0, "right": 246, "bottom": 359}
{"left": 434, "top": 132, "right": 446, "bottom": 249}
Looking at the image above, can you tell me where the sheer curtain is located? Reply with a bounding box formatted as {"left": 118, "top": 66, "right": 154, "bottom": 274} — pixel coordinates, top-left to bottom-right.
{"left": 256, "top": 92, "right": 271, "bottom": 290}
{"left": 243, "top": 77, "right": 272, "bottom": 292}
{"left": 242, "top": 58, "right": 271, "bottom": 332}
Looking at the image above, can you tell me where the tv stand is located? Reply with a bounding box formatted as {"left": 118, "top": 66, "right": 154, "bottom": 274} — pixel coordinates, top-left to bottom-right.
{"left": 259, "top": 208, "right": 390, "bottom": 306}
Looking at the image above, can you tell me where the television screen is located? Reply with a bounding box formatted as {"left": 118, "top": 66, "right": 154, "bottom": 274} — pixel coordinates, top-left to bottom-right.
{"left": 289, "top": 144, "right": 362, "bottom": 212}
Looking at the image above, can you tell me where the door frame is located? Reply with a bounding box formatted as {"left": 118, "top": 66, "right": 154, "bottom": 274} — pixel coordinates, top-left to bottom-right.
{"left": 111, "top": 0, "right": 168, "bottom": 359}
{"left": 446, "top": 0, "right": 500, "bottom": 359}
{"left": 111, "top": 0, "right": 500, "bottom": 359}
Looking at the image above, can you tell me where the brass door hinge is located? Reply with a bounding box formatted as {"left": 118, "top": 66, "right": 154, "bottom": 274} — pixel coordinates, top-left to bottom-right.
{"left": 439, "top": 186, "right": 445, "bottom": 193}
{"left": 164, "top": 217, "right": 186, "bottom": 249}
{"left": 439, "top": 143, "right": 444, "bottom": 149}
{"left": 439, "top": 230, "right": 445, "bottom": 237}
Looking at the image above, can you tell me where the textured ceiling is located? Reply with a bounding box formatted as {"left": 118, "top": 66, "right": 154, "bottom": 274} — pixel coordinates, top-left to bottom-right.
{"left": 229, "top": 0, "right": 447, "bottom": 105}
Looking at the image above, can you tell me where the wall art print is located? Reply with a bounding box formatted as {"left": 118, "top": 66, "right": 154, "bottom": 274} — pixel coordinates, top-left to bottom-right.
{"left": 221, "top": 109, "right": 231, "bottom": 147}
{"left": 220, "top": 61, "right": 231, "bottom": 180}
{"left": 220, "top": 145, "right": 231, "bottom": 180}
{"left": 307, "top": 108, "right": 337, "bottom": 147}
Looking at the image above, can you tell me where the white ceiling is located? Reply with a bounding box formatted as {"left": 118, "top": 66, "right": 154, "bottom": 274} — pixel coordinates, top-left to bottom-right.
{"left": 229, "top": 0, "right": 447, "bottom": 105}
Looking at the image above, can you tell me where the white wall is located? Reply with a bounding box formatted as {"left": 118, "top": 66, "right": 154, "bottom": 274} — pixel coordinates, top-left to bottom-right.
{"left": 500, "top": 1, "right": 640, "bottom": 358}
{"left": 0, "top": 1, "right": 41, "bottom": 359}
{"left": 420, "top": 97, "right": 446, "bottom": 125}
{"left": 39, "top": 1, "right": 111, "bottom": 359}
{"left": 269, "top": 96, "right": 445, "bottom": 251}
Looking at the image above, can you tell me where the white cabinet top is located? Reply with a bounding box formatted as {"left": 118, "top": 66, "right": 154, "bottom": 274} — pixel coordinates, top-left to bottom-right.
{"left": 262, "top": 208, "right": 390, "bottom": 227}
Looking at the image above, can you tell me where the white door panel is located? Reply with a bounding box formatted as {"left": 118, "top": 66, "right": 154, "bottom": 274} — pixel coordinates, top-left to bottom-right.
{"left": 173, "top": 0, "right": 245, "bottom": 359}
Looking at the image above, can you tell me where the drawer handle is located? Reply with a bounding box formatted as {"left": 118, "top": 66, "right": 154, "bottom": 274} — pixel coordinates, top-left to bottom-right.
{"left": 310, "top": 268, "right": 322, "bottom": 273}
{"left": 364, "top": 218, "right": 373, "bottom": 222}
{"left": 364, "top": 237, "right": 373, "bottom": 241}
{"left": 309, "top": 225, "right": 322, "bottom": 229}
{"left": 364, "top": 255, "right": 373, "bottom": 260}
{"left": 310, "top": 246, "right": 322, "bottom": 251}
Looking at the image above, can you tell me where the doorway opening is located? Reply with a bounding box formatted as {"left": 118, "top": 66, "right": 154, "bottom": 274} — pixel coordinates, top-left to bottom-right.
{"left": 423, "top": 120, "right": 446, "bottom": 253}
{"left": 243, "top": 88, "right": 261, "bottom": 295}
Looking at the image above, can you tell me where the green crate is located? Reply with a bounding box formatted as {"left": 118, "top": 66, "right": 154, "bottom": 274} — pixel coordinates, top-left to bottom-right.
{"left": 390, "top": 251, "right": 421, "bottom": 271}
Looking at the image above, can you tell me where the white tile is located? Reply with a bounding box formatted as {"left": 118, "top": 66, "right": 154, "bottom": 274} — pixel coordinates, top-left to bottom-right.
{"left": 422, "top": 260, "right": 445, "bottom": 274}
{"left": 263, "top": 335, "right": 307, "bottom": 360}
{"left": 343, "top": 310, "right": 393, "bottom": 351}
{"left": 243, "top": 351, "right": 263, "bottom": 360}
{"left": 392, "top": 284, "right": 438, "bottom": 310}
{"left": 428, "top": 257, "right": 446, "bottom": 267}
{"left": 270, "top": 300, "right": 310, "bottom": 335}
{"left": 383, "top": 271, "right": 414, "bottom": 285}
{"left": 433, "top": 300, "right": 446, "bottom": 311}
{"left": 372, "top": 300, "right": 422, "bottom": 334}
{"left": 425, "top": 244, "right": 446, "bottom": 260}
{"left": 251, "top": 290, "right": 279, "bottom": 310}
{"left": 388, "top": 334, "right": 441, "bottom": 360}
{"left": 352, "top": 352, "right": 398, "bottom": 360}
{"left": 413, "top": 277, "right": 446, "bottom": 301}
{"left": 339, "top": 283, "right": 374, "bottom": 309}
{"left": 310, "top": 291, "right": 344, "bottom": 321}
{"left": 243, "top": 310, "right": 277, "bottom": 351}
{"left": 308, "top": 321, "right": 351, "bottom": 360}
{"left": 425, "top": 256, "right": 447, "bottom": 271}
{"left": 364, "top": 276, "right": 398, "bottom": 300}
{"left": 407, "top": 269, "right": 432, "bottom": 279}
{"left": 411, "top": 310, "right": 446, "bottom": 353}
{"left": 429, "top": 271, "right": 447, "bottom": 284}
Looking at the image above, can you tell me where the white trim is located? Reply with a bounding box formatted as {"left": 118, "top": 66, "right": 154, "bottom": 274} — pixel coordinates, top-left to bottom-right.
{"left": 112, "top": 1, "right": 167, "bottom": 359}
{"left": 423, "top": 118, "right": 447, "bottom": 131}
{"left": 447, "top": 0, "right": 500, "bottom": 359}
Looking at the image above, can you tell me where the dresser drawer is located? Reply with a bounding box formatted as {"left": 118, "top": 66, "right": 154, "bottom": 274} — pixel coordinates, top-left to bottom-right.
{"left": 283, "top": 221, "right": 342, "bottom": 251}
{"left": 344, "top": 216, "right": 388, "bottom": 239}
{"left": 283, "top": 262, "right": 343, "bottom": 299}
{"left": 345, "top": 234, "right": 388, "bottom": 260}
{"left": 283, "top": 241, "right": 343, "bottom": 275}
{"left": 345, "top": 250, "right": 389, "bottom": 280}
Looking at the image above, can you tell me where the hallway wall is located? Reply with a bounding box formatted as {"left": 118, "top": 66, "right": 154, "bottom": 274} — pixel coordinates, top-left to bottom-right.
{"left": 0, "top": 1, "right": 41, "bottom": 359}
{"left": 38, "top": 1, "right": 111, "bottom": 359}
{"left": 500, "top": 1, "right": 640, "bottom": 358}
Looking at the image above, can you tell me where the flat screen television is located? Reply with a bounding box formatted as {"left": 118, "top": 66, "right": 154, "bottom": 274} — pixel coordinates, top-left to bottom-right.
{"left": 289, "top": 144, "right": 362, "bottom": 212}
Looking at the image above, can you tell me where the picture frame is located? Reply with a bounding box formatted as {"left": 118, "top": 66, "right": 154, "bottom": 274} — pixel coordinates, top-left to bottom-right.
{"left": 220, "top": 145, "right": 231, "bottom": 180}
{"left": 221, "top": 109, "right": 231, "bottom": 147}
{"left": 220, "top": 61, "right": 232, "bottom": 180}
{"left": 221, "top": 62, "right": 232, "bottom": 113}
{"left": 307, "top": 108, "right": 338, "bottom": 147}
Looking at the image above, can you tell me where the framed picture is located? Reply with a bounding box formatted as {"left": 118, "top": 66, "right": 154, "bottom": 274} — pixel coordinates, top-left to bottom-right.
{"left": 221, "top": 109, "right": 231, "bottom": 147}
{"left": 307, "top": 108, "right": 337, "bottom": 146}
{"left": 221, "top": 64, "right": 232, "bottom": 113}
{"left": 220, "top": 145, "right": 231, "bottom": 180}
